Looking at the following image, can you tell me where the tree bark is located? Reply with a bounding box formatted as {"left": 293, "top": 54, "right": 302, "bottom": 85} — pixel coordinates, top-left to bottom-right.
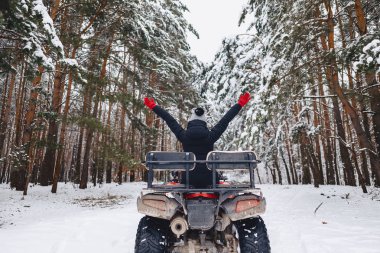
{"left": 316, "top": 60, "right": 335, "bottom": 184}
{"left": 14, "top": 63, "right": 27, "bottom": 147}
{"left": 21, "top": 66, "right": 44, "bottom": 194}
{"left": 80, "top": 35, "right": 112, "bottom": 189}
{"left": 52, "top": 48, "right": 77, "bottom": 193}
{"left": 118, "top": 106, "right": 126, "bottom": 185}
{"left": 325, "top": 1, "right": 380, "bottom": 186}
{"left": 366, "top": 72, "right": 380, "bottom": 173}
{"left": 0, "top": 70, "right": 16, "bottom": 155}
{"left": 273, "top": 154, "right": 282, "bottom": 185}
{"left": 311, "top": 75, "right": 324, "bottom": 185}
{"left": 40, "top": 63, "right": 65, "bottom": 186}
{"left": 300, "top": 142, "right": 311, "bottom": 184}
{"left": 280, "top": 146, "right": 291, "bottom": 184}
{"left": 354, "top": 0, "right": 367, "bottom": 35}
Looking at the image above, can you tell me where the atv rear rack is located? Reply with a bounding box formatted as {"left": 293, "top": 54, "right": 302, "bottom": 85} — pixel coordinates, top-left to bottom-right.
{"left": 145, "top": 151, "right": 260, "bottom": 190}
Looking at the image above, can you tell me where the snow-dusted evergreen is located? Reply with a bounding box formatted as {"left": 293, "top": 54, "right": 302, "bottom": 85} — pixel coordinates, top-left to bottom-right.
{"left": 198, "top": 0, "right": 380, "bottom": 190}
{"left": 1, "top": 1, "right": 380, "bottom": 252}
{"left": 0, "top": 0, "right": 198, "bottom": 193}
{"left": 0, "top": 0, "right": 378, "bottom": 192}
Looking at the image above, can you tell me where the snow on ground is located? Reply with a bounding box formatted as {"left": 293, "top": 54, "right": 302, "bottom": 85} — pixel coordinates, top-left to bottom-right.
{"left": 1, "top": 182, "right": 380, "bottom": 253}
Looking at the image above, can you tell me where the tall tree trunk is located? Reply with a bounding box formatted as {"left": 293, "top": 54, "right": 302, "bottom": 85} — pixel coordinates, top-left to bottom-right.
{"left": 346, "top": 115, "right": 368, "bottom": 192}
{"left": 354, "top": 0, "right": 367, "bottom": 35}
{"left": 273, "top": 154, "right": 282, "bottom": 185}
{"left": 40, "top": 2, "right": 69, "bottom": 186}
{"left": 316, "top": 58, "right": 335, "bottom": 184}
{"left": 300, "top": 142, "right": 311, "bottom": 184}
{"left": 75, "top": 127, "right": 84, "bottom": 184}
{"left": 23, "top": 130, "right": 38, "bottom": 195}
{"left": 21, "top": 66, "right": 44, "bottom": 194}
{"left": 79, "top": 93, "right": 94, "bottom": 189}
{"left": 0, "top": 74, "right": 9, "bottom": 124}
{"left": 0, "top": 72, "right": 10, "bottom": 183}
{"left": 280, "top": 147, "right": 291, "bottom": 184}
{"left": 52, "top": 48, "right": 77, "bottom": 193}
{"left": 332, "top": 122, "right": 341, "bottom": 184}
{"left": 92, "top": 101, "right": 103, "bottom": 186}
{"left": 319, "top": 2, "right": 355, "bottom": 185}
{"left": 1, "top": 127, "right": 12, "bottom": 183}
{"left": 356, "top": 74, "right": 374, "bottom": 184}
{"left": 80, "top": 36, "right": 112, "bottom": 189}
{"left": 322, "top": 1, "right": 380, "bottom": 187}
{"left": 301, "top": 131, "right": 320, "bottom": 187}
{"left": 40, "top": 63, "right": 65, "bottom": 186}
{"left": 106, "top": 160, "right": 112, "bottom": 183}
{"left": 14, "top": 62, "right": 27, "bottom": 147}
{"left": 331, "top": 96, "right": 356, "bottom": 186}
{"left": 0, "top": 70, "right": 16, "bottom": 155}
{"left": 337, "top": 1, "right": 371, "bottom": 186}
{"left": 353, "top": 0, "right": 380, "bottom": 162}
{"left": 105, "top": 97, "right": 113, "bottom": 184}
{"left": 311, "top": 76, "right": 324, "bottom": 184}
{"left": 268, "top": 164, "right": 277, "bottom": 184}
{"left": 366, "top": 72, "right": 380, "bottom": 176}
{"left": 118, "top": 106, "right": 126, "bottom": 185}
{"left": 285, "top": 126, "right": 297, "bottom": 184}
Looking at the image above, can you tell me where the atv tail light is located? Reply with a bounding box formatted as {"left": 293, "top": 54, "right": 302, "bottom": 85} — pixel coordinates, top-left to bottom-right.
{"left": 143, "top": 199, "right": 166, "bottom": 211}
{"left": 185, "top": 193, "right": 218, "bottom": 199}
{"left": 166, "top": 181, "right": 180, "bottom": 186}
{"left": 235, "top": 199, "right": 260, "bottom": 213}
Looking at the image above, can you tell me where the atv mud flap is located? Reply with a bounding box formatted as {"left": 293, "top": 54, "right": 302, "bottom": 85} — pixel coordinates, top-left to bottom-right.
{"left": 186, "top": 199, "right": 216, "bottom": 230}
{"left": 222, "top": 195, "right": 266, "bottom": 221}
{"left": 137, "top": 194, "right": 180, "bottom": 220}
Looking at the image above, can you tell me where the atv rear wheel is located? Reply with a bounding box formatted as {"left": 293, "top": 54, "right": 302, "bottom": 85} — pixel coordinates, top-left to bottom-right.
{"left": 235, "top": 216, "right": 270, "bottom": 253}
{"left": 135, "top": 216, "right": 170, "bottom": 253}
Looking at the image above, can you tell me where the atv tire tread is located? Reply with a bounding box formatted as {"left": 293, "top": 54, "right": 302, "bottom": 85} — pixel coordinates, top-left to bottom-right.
{"left": 235, "top": 216, "right": 271, "bottom": 253}
{"left": 135, "top": 216, "right": 170, "bottom": 253}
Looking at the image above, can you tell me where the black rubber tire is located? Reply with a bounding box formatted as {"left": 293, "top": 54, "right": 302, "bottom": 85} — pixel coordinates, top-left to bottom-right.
{"left": 234, "top": 216, "right": 271, "bottom": 253}
{"left": 134, "top": 216, "right": 170, "bottom": 253}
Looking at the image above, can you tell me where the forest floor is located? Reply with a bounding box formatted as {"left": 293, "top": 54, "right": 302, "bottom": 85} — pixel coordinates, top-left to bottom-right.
{"left": 1, "top": 182, "right": 380, "bottom": 253}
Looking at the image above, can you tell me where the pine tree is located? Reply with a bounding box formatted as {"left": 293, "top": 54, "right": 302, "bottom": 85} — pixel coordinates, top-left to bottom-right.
{"left": 198, "top": 0, "right": 380, "bottom": 191}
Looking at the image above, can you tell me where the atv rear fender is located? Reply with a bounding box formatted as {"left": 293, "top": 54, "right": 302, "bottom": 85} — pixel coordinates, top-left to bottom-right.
{"left": 221, "top": 194, "right": 266, "bottom": 221}
{"left": 137, "top": 193, "right": 180, "bottom": 220}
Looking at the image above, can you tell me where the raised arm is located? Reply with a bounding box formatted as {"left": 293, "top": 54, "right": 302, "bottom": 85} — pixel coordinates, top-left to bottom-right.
{"left": 144, "top": 98, "right": 185, "bottom": 142}
{"left": 209, "top": 92, "right": 251, "bottom": 143}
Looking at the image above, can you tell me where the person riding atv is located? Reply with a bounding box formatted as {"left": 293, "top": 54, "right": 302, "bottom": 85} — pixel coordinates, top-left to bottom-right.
{"left": 143, "top": 92, "right": 251, "bottom": 188}
{"left": 137, "top": 92, "right": 270, "bottom": 252}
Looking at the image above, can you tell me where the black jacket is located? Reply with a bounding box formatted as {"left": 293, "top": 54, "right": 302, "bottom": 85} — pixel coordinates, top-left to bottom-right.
{"left": 152, "top": 104, "right": 242, "bottom": 187}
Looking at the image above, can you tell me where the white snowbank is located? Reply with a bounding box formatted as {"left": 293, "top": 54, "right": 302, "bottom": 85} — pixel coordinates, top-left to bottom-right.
{"left": 0, "top": 183, "right": 379, "bottom": 253}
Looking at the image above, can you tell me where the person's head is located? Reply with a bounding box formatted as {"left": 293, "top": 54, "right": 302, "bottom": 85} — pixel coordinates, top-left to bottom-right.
{"left": 188, "top": 108, "right": 206, "bottom": 123}
{"left": 186, "top": 107, "right": 209, "bottom": 138}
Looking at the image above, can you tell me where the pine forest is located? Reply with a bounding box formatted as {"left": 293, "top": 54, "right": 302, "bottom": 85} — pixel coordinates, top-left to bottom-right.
{"left": 0, "top": 0, "right": 379, "bottom": 195}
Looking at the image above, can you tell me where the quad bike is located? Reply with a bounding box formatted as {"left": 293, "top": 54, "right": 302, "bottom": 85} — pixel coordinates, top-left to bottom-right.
{"left": 135, "top": 151, "right": 270, "bottom": 253}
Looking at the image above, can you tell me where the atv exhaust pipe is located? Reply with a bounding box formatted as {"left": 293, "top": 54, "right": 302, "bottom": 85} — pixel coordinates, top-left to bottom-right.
{"left": 170, "top": 216, "right": 188, "bottom": 238}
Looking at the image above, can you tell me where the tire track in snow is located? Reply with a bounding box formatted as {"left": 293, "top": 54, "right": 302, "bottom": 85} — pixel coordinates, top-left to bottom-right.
{"left": 264, "top": 185, "right": 308, "bottom": 253}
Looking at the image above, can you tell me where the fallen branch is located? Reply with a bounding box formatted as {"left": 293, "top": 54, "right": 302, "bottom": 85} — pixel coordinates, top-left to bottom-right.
{"left": 303, "top": 95, "right": 337, "bottom": 99}
{"left": 314, "top": 202, "right": 324, "bottom": 215}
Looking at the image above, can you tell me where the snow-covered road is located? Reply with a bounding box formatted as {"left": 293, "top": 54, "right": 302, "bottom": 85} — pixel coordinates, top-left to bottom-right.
{"left": 1, "top": 183, "right": 380, "bottom": 253}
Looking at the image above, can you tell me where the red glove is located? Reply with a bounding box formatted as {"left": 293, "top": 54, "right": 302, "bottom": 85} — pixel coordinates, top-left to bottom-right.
{"left": 238, "top": 92, "right": 251, "bottom": 107}
{"left": 144, "top": 97, "right": 156, "bottom": 110}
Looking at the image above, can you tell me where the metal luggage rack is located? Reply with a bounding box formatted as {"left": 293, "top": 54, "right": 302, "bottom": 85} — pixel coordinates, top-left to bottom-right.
{"left": 145, "top": 151, "right": 260, "bottom": 192}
